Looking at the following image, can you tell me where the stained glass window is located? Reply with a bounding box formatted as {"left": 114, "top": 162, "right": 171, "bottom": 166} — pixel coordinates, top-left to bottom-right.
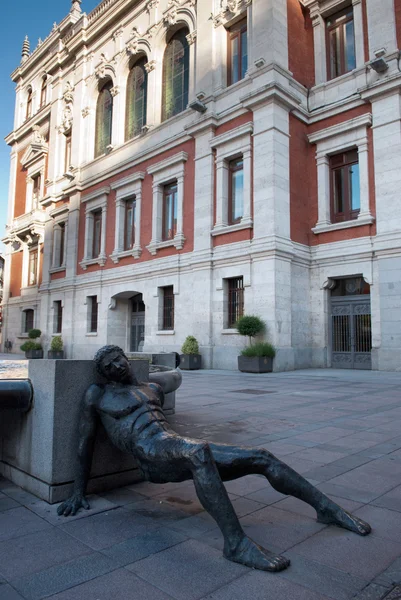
{"left": 95, "top": 81, "right": 113, "bottom": 157}
{"left": 162, "top": 29, "right": 189, "bottom": 122}
{"left": 126, "top": 58, "right": 148, "bottom": 140}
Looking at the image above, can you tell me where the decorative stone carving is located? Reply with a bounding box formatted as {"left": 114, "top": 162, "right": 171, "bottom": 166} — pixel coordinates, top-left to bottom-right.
{"left": 144, "top": 60, "right": 156, "bottom": 73}
{"left": 186, "top": 31, "right": 197, "bottom": 45}
{"left": 110, "top": 86, "right": 120, "bottom": 97}
{"left": 63, "top": 81, "right": 74, "bottom": 104}
{"left": 81, "top": 107, "right": 90, "bottom": 118}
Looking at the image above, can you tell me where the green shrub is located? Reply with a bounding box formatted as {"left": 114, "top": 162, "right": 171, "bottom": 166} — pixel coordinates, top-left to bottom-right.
{"left": 181, "top": 336, "right": 199, "bottom": 355}
{"left": 28, "top": 329, "right": 41, "bottom": 340}
{"left": 240, "top": 342, "right": 276, "bottom": 358}
{"left": 21, "top": 341, "right": 42, "bottom": 352}
{"left": 50, "top": 336, "right": 63, "bottom": 352}
{"left": 235, "top": 316, "right": 265, "bottom": 344}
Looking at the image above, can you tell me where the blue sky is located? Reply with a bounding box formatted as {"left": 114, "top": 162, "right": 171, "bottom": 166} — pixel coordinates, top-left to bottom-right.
{"left": 0, "top": 1, "right": 100, "bottom": 252}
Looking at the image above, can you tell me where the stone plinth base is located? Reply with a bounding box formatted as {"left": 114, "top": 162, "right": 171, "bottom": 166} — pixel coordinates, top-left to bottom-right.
{"left": 0, "top": 359, "right": 153, "bottom": 503}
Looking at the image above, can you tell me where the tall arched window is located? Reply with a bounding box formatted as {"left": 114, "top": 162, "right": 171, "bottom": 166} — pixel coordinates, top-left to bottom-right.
{"left": 40, "top": 76, "right": 47, "bottom": 108}
{"left": 94, "top": 80, "right": 113, "bottom": 158}
{"left": 126, "top": 57, "right": 148, "bottom": 141}
{"left": 26, "top": 87, "right": 33, "bottom": 120}
{"left": 162, "top": 29, "right": 190, "bottom": 122}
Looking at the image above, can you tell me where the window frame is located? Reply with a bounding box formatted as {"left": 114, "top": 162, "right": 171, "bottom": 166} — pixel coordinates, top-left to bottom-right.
{"left": 53, "top": 300, "right": 63, "bottom": 334}
{"left": 92, "top": 210, "right": 102, "bottom": 259}
{"left": 23, "top": 309, "right": 35, "bottom": 333}
{"left": 88, "top": 296, "right": 98, "bottom": 334}
{"left": 162, "top": 182, "right": 178, "bottom": 241}
{"left": 162, "top": 28, "right": 190, "bottom": 122}
{"left": 28, "top": 248, "right": 38, "bottom": 287}
{"left": 326, "top": 7, "right": 356, "bottom": 80}
{"left": 32, "top": 173, "right": 42, "bottom": 208}
{"left": 124, "top": 197, "right": 136, "bottom": 251}
{"left": 26, "top": 88, "right": 33, "bottom": 120}
{"left": 228, "top": 157, "right": 244, "bottom": 225}
{"left": 227, "top": 19, "right": 248, "bottom": 87}
{"left": 94, "top": 80, "right": 114, "bottom": 158}
{"left": 125, "top": 57, "right": 148, "bottom": 141}
{"left": 64, "top": 132, "right": 72, "bottom": 173}
{"left": 40, "top": 76, "right": 47, "bottom": 108}
{"left": 329, "top": 149, "right": 360, "bottom": 223}
{"left": 227, "top": 276, "right": 244, "bottom": 329}
{"left": 162, "top": 286, "right": 175, "bottom": 331}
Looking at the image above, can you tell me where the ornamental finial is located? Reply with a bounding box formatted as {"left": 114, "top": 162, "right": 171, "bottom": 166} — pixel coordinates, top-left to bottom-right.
{"left": 22, "top": 36, "right": 30, "bottom": 63}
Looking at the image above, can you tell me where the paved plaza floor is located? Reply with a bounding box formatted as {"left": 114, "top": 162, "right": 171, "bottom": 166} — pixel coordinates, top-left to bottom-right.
{"left": 1, "top": 365, "right": 401, "bottom": 599}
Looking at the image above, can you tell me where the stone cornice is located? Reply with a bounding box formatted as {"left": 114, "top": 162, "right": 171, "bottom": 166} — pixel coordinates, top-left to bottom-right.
{"left": 308, "top": 113, "right": 372, "bottom": 144}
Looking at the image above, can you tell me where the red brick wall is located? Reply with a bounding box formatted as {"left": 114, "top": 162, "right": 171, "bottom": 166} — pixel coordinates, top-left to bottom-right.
{"left": 290, "top": 105, "right": 376, "bottom": 246}
{"left": 14, "top": 151, "right": 27, "bottom": 218}
{"left": 9, "top": 252, "right": 23, "bottom": 298}
{"left": 77, "top": 139, "right": 196, "bottom": 275}
{"left": 287, "top": 0, "right": 315, "bottom": 88}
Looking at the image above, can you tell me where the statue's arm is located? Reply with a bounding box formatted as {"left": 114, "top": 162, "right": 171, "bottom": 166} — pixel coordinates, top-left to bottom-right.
{"left": 57, "top": 384, "right": 103, "bottom": 516}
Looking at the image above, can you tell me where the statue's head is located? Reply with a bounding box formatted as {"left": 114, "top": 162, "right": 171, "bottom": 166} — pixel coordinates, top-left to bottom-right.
{"left": 94, "top": 345, "right": 131, "bottom": 382}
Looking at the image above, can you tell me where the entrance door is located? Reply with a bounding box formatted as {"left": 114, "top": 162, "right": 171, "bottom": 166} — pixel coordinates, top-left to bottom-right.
{"left": 331, "top": 297, "right": 372, "bottom": 369}
{"left": 130, "top": 294, "right": 145, "bottom": 352}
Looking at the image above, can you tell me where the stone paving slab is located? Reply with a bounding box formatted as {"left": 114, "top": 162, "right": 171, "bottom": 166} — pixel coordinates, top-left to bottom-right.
{"left": 2, "top": 367, "right": 401, "bottom": 599}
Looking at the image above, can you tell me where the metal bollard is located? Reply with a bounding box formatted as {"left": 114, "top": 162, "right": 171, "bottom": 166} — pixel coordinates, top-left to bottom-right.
{"left": 0, "top": 380, "right": 33, "bottom": 413}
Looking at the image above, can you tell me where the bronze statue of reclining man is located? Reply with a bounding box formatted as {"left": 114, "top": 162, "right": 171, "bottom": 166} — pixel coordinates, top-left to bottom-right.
{"left": 58, "top": 345, "right": 371, "bottom": 572}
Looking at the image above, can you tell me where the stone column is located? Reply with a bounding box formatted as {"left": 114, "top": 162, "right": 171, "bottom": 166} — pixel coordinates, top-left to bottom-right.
{"left": 174, "top": 174, "right": 185, "bottom": 249}
{"left": 315, "top": 154, "right": 331, "bottom": 226}
{"left": 111, "top": 85, "right": 124, "bottom": 147}
{"left": 215, "top": 158, "right": 229, "bottom": 227}
{"left": 352, "top": 0, "right": 366, "bottom": 67}
{"left": 133, "top": 186, "right": 142, "bottom": 258}
{"left": 310, "top": 4, "right": 327, "bottom": 84}
{"left": 186, "top": 31, "right": 197, "bottom": 102}
{"left": 242, "top": 145, "right": 252, "bottom": 226}
{"left": 251, "top": 0, "right": 288, "bottom": 69}
{"left": 365, "top": 0, "right": 397, "bottom": 58}
{"left": 357, "top": 141, "right": 372, "bottom": 219}
{"left": 66, "top": 193, "right": 80, "bottom": 279}
{"left": 191, "top": 125, "right": 215, "bottom": 252}
{"left": 41, "top": 217, "right": 54, "bottom": 286}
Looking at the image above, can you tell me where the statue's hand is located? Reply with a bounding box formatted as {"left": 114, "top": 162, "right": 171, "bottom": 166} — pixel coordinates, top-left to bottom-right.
{"left": 57, "top": 492, "right": 90, "bottom": 517}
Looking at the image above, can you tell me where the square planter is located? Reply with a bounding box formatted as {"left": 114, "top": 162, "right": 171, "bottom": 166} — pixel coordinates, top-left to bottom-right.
{"left": 48, "top": 351, "right": 65, "bottom": 359}
{"left": 238, "top": 356, "right": 273, "bottom": 373}
{"left": 25, "top": 349, "right": 44, "bottom": 359}
{"left": 180, "top": 354, "right": 202, "bottom": 370}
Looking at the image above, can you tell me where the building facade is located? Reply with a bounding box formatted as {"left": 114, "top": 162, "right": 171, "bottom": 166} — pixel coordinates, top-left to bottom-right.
{"left": 2, "top": 0, "right": 401, "bottom": 370}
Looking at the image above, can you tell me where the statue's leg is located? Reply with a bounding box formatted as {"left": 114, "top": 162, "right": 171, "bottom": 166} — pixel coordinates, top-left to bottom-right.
{"left": 208, "top": 443, "right": 371, "bottom": 536}
{"left": 185, "top": 440, "right": 290, "bottom": 572}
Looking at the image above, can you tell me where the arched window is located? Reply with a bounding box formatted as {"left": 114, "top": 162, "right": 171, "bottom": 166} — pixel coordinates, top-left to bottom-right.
{"left": 94, "top": 80, "right": 113, "bottom": 158}
{"left": 26, "top": 88, "right": 33, "bottom": 120}
{"left": 125, "top": 57, "right": 148, "bottom": 141}
{"left": 40, "top": 76, "right": 47, "bottom": 107}
{"left": 162, "top": 29, "right": 190, "bottom": 122}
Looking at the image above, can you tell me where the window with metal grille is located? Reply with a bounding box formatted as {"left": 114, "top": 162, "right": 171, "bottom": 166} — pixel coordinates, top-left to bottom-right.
{"left": 95, "top": 81, "right": 113, "bottom": 157}
{"left": 23, "top": 309, "right": 34, "bottom": 333}
{"left": 92, "top": 210, "right": 102, "bottom": 258}
{"left": 162, "top": 286, "right": 174, "bottom": 330}
{"left": 326, "top": 8, "right": 356, "bottom": 80}
{"left": 227, "top": 277, "right": 244, "bottom": 328}
{"left": 53, "top": 301, "right": 63, "bottom": 334}
{"left": 162, "top": 182, "right": 178, "bottom": 241}
{"left": 228, "top": 157, "right": 244, "bottom": 224}
{"left": 28, "top": 249, "right": 38, "bottom": 286}
{"left": 126, "top": 58, "right": 148, "bottom": 140}
{"left": 227, "top": 20, "right": 248, "bottom": 86}
{"left": 124, "top": 198, "right": 136, "bottom": 250}
{"left": 162, "top": 29, "right": 189, "bottom": 122}
{"left": 88, "top": 296, "right": 98, "bottom": 333}
{"left": 330, "top": 149, "right": 360, "bottom": 223}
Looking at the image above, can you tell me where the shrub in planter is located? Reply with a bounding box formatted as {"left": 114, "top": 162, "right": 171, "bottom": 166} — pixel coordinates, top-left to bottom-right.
{"left": 180, "top": 335, "right": 202, "bottom": 370}
{"left": 238, "top": 343, "right": 276, "bottom": 374}
{"left": 235, "top": 315, "right": 265, "bottom": 345}
{"left": 21, "top": 329, "right": 43, "bottom": 359}
{"left": 48, "top": 336, "right": 65, "bottom": 359}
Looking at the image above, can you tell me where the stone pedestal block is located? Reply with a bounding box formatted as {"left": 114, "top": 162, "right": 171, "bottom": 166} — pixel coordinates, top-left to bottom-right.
{"left": 0, "top": 359, "right": 150, "bottom": 503}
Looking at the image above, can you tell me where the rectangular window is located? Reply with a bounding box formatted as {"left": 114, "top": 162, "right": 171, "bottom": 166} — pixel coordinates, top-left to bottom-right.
{"left": 64, "top": 133, "right": 72, "bottom": 173}
{"left": 228, "top": 20, "right": 248, "bottom": 86}
{"left": 23, "top": 309, "right": 34, "bottom": 333}
{"left": 88, "top": 296, "right": 98, "bottom": 333}
{"left": 92, "top": 211, "right": 102, "bottom": 258}
{"left": 228, "top": 157, "right": 244, "bottom": 224}
{"left": 32, "top": 174, "right": 41, "bottom": 209}
{"left": 330, "top": 149, "right": 360, "bottom": 223}
{"left": 162, "top": 183, "right": 178, "bottom": 241}
{"left": 28, "top": 249, "right": 38, "bottom": 286}
{"left": 59, "top": 223, "right": 66, "bottom": 266}
{"left": 124, "top": 198, "right": 136, "bottom": 251}
{"left": 227, "top": 277, "right": 244, "bottom": 328}
{"left": 162, "top": 286, "right": 174, "bottom": 330}
{"left": 326, "top": 8, "right": 356, "bottom": 80}
{"left": 53, "top": 301, "right": 63, "bottom": 334}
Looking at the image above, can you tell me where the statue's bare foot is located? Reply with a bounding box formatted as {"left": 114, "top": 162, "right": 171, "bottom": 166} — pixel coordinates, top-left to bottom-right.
{"left": 317, "top": 503, "right": 371, "bottom": 535}
{"left": 224, "top": 536, "right": 290, "bottom": 572}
